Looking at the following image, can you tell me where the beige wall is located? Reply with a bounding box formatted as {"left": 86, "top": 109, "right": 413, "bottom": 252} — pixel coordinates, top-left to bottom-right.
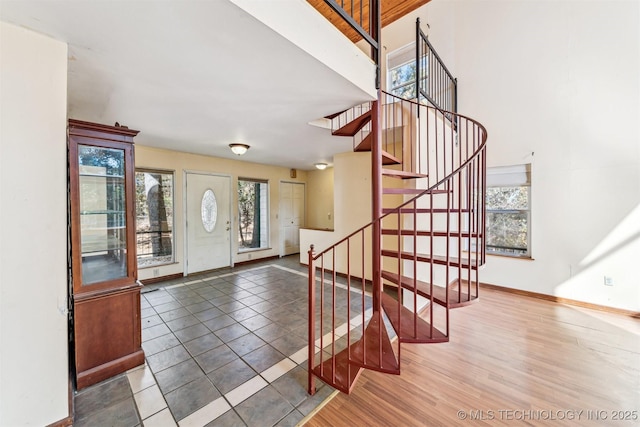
{"left": 0, "top": 22, "right": 69, "bottom": 426}
{"left": 300, "top": 151, "right": 372, "bottom": 270}
{"left": 135, "top": 145, "right": 308, "bottom": 280}
{"left": 301, "top": 147, "right": 413, "bottom": 279}
{"left": 306, "top": 168, "right": 334, "bottom": 230}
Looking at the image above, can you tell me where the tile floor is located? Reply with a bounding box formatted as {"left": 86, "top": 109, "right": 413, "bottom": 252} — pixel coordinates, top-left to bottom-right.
{"left": 73, "top": 256, "right": 369, "bottom": 427}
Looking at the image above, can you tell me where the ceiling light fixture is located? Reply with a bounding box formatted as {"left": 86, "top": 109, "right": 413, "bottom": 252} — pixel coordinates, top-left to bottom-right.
{"left": 229, "top": 143, "right": 250, "bottom": 155}
{"left": 314, "top": 163, "right": 328, "bottom": 170}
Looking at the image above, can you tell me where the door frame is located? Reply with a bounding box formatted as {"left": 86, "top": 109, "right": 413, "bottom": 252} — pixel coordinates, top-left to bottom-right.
{"left": 183, "top": 170, "right": 234, "bottom": 275}
{"left": 279, "top": 180, "right": 306, "bottom": 257}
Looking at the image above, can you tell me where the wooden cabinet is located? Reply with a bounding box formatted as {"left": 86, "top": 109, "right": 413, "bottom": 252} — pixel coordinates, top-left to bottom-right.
{"left": 68, "top": 119, "right": 144, "bottom": 389}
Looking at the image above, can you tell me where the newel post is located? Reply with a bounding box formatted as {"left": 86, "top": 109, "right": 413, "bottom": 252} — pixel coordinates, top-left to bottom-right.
{"left": 307, "top": 244, "right": 316, "bottom": 395}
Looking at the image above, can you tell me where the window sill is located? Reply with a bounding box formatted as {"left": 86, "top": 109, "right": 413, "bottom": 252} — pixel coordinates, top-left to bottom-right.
{"left": 486, "top": 253, "right": 535, "bottom": 261}
{"left": 461, "top": 251, "right": 534, "bottom": 261}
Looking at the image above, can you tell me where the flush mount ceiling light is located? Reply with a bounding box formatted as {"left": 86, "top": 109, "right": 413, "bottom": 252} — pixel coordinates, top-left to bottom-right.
{"left": 229, "top": 143, "right": 250, "bottom": 155}
{"left": 314, "top": 163, "right": 328, "bottom": 170}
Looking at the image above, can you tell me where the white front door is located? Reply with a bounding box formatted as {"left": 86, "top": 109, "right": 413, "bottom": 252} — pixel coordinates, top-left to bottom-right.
{"left": 186, "top": 173, "right": 231, "bottom": 274}
{"left": 280, "top": 182, "right": 305, "bottom": 256}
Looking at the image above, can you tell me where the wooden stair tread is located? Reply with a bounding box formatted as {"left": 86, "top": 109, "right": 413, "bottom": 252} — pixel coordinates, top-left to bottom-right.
{"left": 381, "top": 229, "right": 482, "bottom": 238}
{"left": 380, "top": 293, "right": 448, "bottom": 343}
{"left": 383, "top": 188, "right": 426, "bottom": 194}
{"left": 312, "top": 349, "right": 363, "bottom": 394}
{"left": 381, "top": 271, "right": 477, "bottom": 308}
{"left": 354, "top": 133, "right": 372, "bottom": 151}
{"left": 382, "top": 208, "right": 472, "bottom": 214}
{"left": 381, "top": 151, "right": 401, "bottom": 166}
{"left": 311, "top": 311, "right": 399, "bottom": 393}
{"left": 382, "top": 188, "right": 449, "bottom": 195}
{"left": 324, "top": 110, "right": 346, "bottom": 120}
{"left": 354, "top": 135, "right": 401, "bottom": 165}
{"left": 381, "top": 169, "right": 428, "bottom": 179}
{"left": 333, "top": 110, "right": 372, "bottom": 136}
{"left": 349, "top": 311, "right": 399, "bottom": 374}
{"left": 384, "top": 188, "right": 448, "bottom": 195}
{"left": 381, "top": 271, "right": 448, "bottom": 307}
{"left": 381, "top": 154, "right": 402, "bottom": 166}
{"left": 380, "top": 250, "right": 479, "bottom": 270}
{"left": 448, "top": 279, "right": 480, "bottom": 307}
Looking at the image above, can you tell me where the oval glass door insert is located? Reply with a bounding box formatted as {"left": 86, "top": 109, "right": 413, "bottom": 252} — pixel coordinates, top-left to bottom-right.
{"left": 201, "top": 189, "right": 218, "bottom": 232}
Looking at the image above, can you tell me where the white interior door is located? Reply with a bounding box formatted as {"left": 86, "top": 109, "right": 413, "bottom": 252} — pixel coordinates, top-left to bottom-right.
{"left": 186, "top": 173, "right": 231, "bottom": 274}
{"left": 280, "top": 182, "right": 305, "bottom": 256}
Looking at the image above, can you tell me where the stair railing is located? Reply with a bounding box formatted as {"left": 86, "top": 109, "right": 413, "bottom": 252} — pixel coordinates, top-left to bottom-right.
{"left": 416, "top": 18, "right": 457, "bottom": 115}
{"left": 332, "top": 93, "right": 472, "bottom": 181}
{"left": 308, "top": 94, "right": 487, "bottom": 394}
{"left": 322, "top": 0, "right": 381, "bottom": 87}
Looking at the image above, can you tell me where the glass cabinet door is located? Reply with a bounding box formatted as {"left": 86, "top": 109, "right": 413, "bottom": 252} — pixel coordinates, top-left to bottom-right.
{"left": 77, "top": 145, "right": 128, "bottom": 285}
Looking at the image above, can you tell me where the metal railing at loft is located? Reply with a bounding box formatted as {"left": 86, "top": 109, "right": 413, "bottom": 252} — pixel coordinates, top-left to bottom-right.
{"left": 323, "top": 0, "right": 381, "bottom": 86}
{"left": 416, "top": 18, "right": 457, "bottom": 115}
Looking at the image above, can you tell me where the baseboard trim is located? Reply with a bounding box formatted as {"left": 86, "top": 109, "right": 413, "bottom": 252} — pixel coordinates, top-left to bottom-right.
{"left": 140, "top": 273, "right": 183, "bottom": 285}
{"left": 235, "top": 255, "right": 280, "bottom": 267}
{"left": 145, "top": 256, "right": 282, "bottom": 284}
{"left": 47, "top": 416, "right": 73, "bottom": 427}
{"left": 76, "top": 350, "right": 145, "bottom": 390}
{"left": 480, "top": 282, "right": 640, "bottom": 318}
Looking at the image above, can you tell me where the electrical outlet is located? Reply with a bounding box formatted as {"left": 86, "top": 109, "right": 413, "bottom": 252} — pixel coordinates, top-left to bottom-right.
{"left": 604, "top": 276, "right": 614, "bottom": 286}
{"left": 153, "top": 268, "right": 160, "bottom": 278}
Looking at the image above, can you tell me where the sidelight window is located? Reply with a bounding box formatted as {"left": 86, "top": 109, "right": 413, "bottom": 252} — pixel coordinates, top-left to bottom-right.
{"left": 238, "top": 178, "right": 269, "bottom": 251}
{"left": 135, "top": 169, "right": 174, "bottom": 267}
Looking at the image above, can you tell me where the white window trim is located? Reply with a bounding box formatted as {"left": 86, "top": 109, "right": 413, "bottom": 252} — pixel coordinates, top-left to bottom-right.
{"left": 387, "top": 42, "right": 417, "bottom": 99}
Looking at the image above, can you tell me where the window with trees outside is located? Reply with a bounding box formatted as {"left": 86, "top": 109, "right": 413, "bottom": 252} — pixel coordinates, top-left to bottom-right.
{"left": 238, "top": 178, "right": 269, "bottom": 251}
{"left": 485, "top": 164, "right": 531, "bottom": 257}
{"left": 135, "top": 170, "right": 174, "bottom": 267}
{"left": 387, "top": 42, "right": 425, "bottom": 100}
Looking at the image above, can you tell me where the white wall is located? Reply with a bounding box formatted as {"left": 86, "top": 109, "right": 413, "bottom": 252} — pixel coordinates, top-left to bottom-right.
{"left": 0, "top": 22, "right": 69, "bottom": 426}
{"left": 229, "top": 0, "right": 377, "bottom": 99}
{"left": 382, "top": 0, "right": 640, "bottom": 311}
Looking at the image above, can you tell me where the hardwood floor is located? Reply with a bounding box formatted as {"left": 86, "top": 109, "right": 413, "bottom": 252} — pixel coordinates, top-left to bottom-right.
{"left": 304, "top": 288, "right": 640, "bottom": 426}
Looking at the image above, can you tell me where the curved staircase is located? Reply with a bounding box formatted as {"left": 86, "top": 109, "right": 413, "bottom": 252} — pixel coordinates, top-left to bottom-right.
{"left": 307, "top": 90, "right": 487, "bottom": 394}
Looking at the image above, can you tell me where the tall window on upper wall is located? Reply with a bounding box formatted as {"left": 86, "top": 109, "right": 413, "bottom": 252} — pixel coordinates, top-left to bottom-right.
{"left": 135, "top": 170, "right": 174, "bottom": 267}
{"left": 238, "top": 178, "right": 269, "bottom": 251}
{"left": 485, "top": 164, "right": 531, "bottom": 257}
{"left": 387, "top": 42, "right": 418, "bottom": 99}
